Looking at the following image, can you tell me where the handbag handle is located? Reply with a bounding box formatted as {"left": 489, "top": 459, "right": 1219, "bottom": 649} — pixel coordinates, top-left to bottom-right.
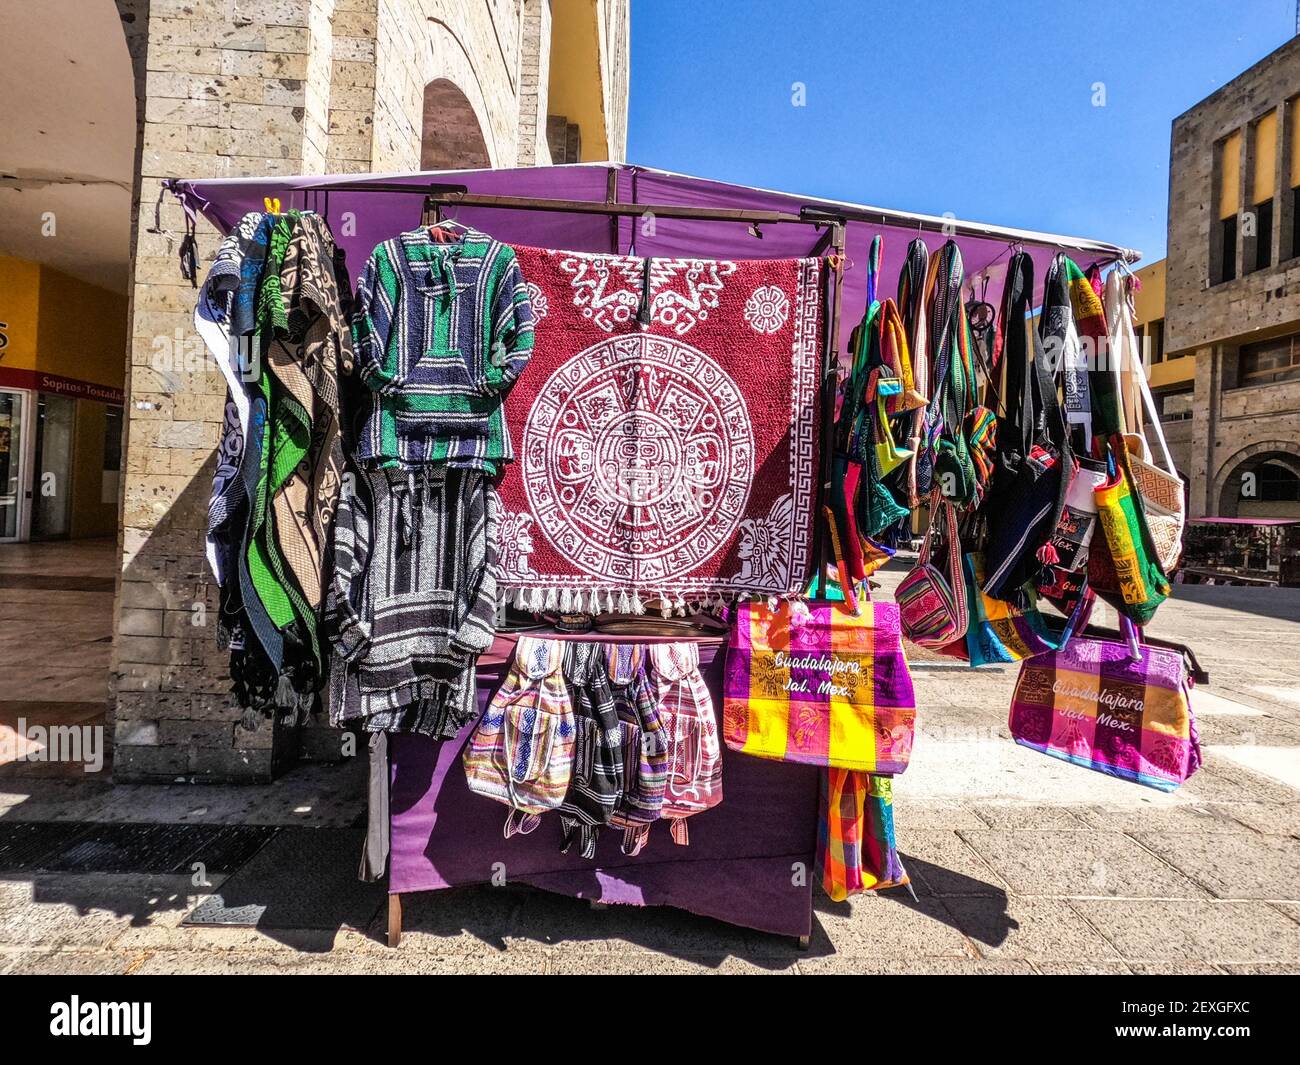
{"left": 1119, "top": 612, "right": 1142, "bottom": 661}
{"left": 1110, "top": 269, "right": 1179, "bottom": 479}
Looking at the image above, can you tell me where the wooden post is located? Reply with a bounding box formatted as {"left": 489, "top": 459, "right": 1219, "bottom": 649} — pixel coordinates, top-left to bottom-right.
{"left": 387, "top": 893, "right": 402, "bottom": 948}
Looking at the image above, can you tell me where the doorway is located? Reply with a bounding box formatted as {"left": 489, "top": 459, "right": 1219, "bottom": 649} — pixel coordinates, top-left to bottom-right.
{"left": 0, "top": 388, "right": 31, "bottom": 541}
{"left": 31, "top": 393, "right": 75, "bottom": 540}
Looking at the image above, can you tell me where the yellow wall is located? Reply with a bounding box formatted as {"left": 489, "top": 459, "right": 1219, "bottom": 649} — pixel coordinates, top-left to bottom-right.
{"left": 1132, "top": 258, "right": 1196, "bottom": 387}
{"left": 549, "top": 0, "right": 609, "bottom": 160}
{"left": 0, "top": 255, "right": 125, "bottom": 538}
{"left": 0, "top": 255, "right": 126, "bottom": 390}
{"left": 34, "top": 264, "right": 128, "bottom": 390}
{"left": 1220, "top": 130, "right": 1242, "bottom": 218}
{"left": 1132, "top": 259, "right": 1165, "bottom": 327}
{"left": 1149, "top": 356, "right": 1195, "bottom": 388}
{"left": 1289, "top": 97, "right": 1300, "bottom": 187}
{"left": 1253, "top": 110, "right": 1278, "bottom": 203}
{"left": 71, "top": 400, "right": 116, "bottom": 539}
{"left": 0, "top": 256, "right": 41, "bottom": 374}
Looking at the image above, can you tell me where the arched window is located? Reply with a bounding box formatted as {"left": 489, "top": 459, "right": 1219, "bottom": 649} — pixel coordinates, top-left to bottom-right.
{"left": 1259, "top": 460, "right": 1300, "bottom": 501}
{"left": 420, "top": 78, "right": 490, "bottom": 171}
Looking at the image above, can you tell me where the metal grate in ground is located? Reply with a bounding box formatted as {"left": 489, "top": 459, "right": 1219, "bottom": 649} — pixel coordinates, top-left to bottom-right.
{"left": 183, "top": 828, "right": 381, "bottom": 929}
{"left": 0, "top": 821, "right": 279, "bottom": 874}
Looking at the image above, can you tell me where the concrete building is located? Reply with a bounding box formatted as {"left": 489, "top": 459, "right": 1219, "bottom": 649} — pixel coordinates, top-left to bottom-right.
{"left": 1159, "top": 34, "right": 1300, "bottom": 520}
{"left": 0, "top": 1, "right": 629, "bottom": 782}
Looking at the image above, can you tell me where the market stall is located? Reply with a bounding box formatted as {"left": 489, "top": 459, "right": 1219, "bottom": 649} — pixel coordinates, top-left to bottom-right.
{"left": 167, "top": 163, "right": 1203, "bottom": 947}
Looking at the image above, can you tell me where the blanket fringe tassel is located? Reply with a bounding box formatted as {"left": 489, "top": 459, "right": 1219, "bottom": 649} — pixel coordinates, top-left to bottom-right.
{"left": 498, "top": 584, "right": 788, "bottom": 616}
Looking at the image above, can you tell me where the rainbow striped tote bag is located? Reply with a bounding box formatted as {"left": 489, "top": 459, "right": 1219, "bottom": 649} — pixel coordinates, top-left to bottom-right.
{"left": 1009, "top": 619, "right": 1202, "bottom": 792}
{"left": 723, "top": 599, "right": 916, "bottom": 773}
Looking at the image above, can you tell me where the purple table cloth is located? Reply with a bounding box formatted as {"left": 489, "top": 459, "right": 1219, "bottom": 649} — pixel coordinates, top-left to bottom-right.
{"left": 387, "top": 639, "right": 820, "bottom": 937}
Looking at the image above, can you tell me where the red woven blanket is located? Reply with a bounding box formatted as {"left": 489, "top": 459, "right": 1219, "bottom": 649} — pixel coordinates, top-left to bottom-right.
{"left": 499, "top": 246, "right": 824, "bottom": 612}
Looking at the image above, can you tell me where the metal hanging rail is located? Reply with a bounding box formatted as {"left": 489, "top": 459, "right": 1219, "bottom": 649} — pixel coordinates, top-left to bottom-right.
{"left": 291, "top": 179, "right": 820, "bottom": 228}
{"left": 798, "top": 204, "right": 1141, "bottom": 263}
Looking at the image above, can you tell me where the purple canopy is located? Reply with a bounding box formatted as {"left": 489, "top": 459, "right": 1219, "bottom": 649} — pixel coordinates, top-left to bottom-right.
{"left": 168, "top": 162, "right": 1138, "bottom": 362}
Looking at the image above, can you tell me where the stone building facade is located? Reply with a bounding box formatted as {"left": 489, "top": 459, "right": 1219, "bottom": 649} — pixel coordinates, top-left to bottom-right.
{"left": 105, "top": 0, "right": 630, "bottom": 782}
{"left": 1163, "top": 33, "right": 1300, "bottom": 520}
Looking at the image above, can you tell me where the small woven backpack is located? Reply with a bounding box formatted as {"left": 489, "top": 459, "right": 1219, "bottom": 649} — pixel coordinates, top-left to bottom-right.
{"left": 463, "top": 637, "right": 575, "bottom": 836}
{"left": 556, "top": 642, "right": 624, "bottom": 858}
{"left": 606, "top": 644, "right": 670, "bottom": 855}
{"left": 640, "top": 642, "right": 723, "bottom": 849}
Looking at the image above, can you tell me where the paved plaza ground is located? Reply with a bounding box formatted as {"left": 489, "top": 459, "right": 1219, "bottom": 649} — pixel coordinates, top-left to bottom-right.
{"left": 0, "top": 540, "right": 1297, "bottom": 974}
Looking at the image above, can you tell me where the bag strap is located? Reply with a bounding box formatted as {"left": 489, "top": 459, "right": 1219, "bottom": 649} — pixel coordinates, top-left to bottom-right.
{"left": 941, "top": 498, "right": 965, "bottom": 619}
{"left": 1114, "top": 270, "right": 1178, "bottom": 478}
{"left": 999, "top": 251, "right": 1035, "bottom": 455}
{"left": 865, "top": 234, "right": 882, "bottom": 308}
{"left": 1056, "top": 585, "right": 1097, "bottom": 652}
{"left": 920, "top": 492, "right": 965, "bottom": 613}
{"left": 916, "top": 492, "right": 939, "bottom": 566}
{"left": 927, "top": 242, "right": 963, "bottom": 421}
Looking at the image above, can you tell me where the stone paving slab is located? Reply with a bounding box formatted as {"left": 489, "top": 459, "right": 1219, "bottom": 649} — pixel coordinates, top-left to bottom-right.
{"left": 1178, "top": 758, "right": 1300, "bottom": 805}
{"left": 499, "top": 888, "right": 762, "bottom": 959}
{"left": 1072, "top": 801, "right": 1265, "bottom": 835}
{"left": 0, "top": 873, "right": 209, "bottom": 950}
{"left": 1131, "top": 831, "right": 1300, "bottom": 899}
{"left": 957, "top": 829, "right": 1212, "bottom": 899}
{"left": 1068, "top": 899, "right": 1300, "bottom": 965}
{"left": 0, "top": 763, "right": 367, "bottom": 827}
{"left": 1224, "top": 801, "right": 1300, "bottom": 836}
{"left": 549, "top": 950, "right": 795, "bottom": 975}
{"left": 795, "top": 956, "right": 1035, "bottom": 975}
{"left": 965, "top": 804, "right": 1093, "bottom": 832}
{"left": 1, "top": 947, "right": 141, "bottom": 975}
{"left": 941, "top": 897, "right": 1125, "bottom": 963}
{"left": 807, "top": 894, "right": 977, "bottom": 960}
{"left": 128, "top": 947, "right": 553, "bottom": 976}
{"left": 897, "top": 829, "right": 1009, "bottom": 897}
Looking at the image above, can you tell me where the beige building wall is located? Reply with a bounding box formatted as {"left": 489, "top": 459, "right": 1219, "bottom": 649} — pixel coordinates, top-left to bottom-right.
{"left": 106, "top": 0, "right": 629, "bottom": 782}
{"left": 1164, "top": 34, "right": 1300, "bottom": 521}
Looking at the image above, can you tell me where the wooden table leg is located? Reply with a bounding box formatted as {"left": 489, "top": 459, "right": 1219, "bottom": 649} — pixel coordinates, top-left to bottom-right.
{"left": 387, "top": 893, "right": 402, "bottom": 948}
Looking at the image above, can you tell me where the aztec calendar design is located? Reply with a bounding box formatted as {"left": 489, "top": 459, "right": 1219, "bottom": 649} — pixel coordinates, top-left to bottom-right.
{"left": 521, "top": 333, "right": 755, "bottom": 583}
{"left": 743, "top": 284, "right": 790, "bottom": 334}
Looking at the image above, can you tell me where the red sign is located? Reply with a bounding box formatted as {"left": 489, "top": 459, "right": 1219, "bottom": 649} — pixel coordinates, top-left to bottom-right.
{"left": 0, "top": 366, "right": 125, "bottom": 405}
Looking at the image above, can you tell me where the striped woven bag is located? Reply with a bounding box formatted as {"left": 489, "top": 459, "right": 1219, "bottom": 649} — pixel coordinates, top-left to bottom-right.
{"left": 895, "top": 497, "right": 967, "bottom": 648}
{"left": 628, "top": 642, "right": 723, "bottom": 851}
{"left": 606, "top": 645, "right": 671, "bottom": 855}
{"left": 556, "top": 642, "right": 624, "bottom": 859}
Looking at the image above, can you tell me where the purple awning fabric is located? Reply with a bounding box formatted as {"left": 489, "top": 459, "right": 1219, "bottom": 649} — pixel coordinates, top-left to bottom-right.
{"left": 168, "top": 162, "right": 1136, "bottom": 364}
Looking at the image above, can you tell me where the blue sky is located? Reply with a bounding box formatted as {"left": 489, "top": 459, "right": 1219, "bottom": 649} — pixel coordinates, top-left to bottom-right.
{"left": 628, "top": 0, "right": 1298, "bottom": 263}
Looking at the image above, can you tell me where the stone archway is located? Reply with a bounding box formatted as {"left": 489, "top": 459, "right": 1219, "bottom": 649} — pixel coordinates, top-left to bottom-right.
{"left": 420, "top": 78, "right": 491, "bottom": 170}
{"left": 1215, "top": 440, "right": 1300, "bottom": 517}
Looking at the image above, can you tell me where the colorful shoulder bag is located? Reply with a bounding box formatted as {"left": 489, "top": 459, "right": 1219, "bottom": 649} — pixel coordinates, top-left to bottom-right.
{"left": 1009, "top": 614, "right": 1202, "bottom": 792}
{"left": 896, "top": 496, "right": 967, "bottom": 648}
{"left": 607, "top": 644, "right": 671, "bottom": 854}
{"left": 723, "top": 598, "right": 916, "bottom": 773}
